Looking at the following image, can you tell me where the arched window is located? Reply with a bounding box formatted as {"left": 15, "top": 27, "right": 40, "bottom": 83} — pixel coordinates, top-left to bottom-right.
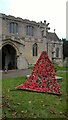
{"left": 32, "top": 43, "right": 38, "bottom": 56}
{"left": 56, "top": 47, "right": 59, "bottom": 57}
{"left": 9, "top": 22, "right": 18, "bottom": 34}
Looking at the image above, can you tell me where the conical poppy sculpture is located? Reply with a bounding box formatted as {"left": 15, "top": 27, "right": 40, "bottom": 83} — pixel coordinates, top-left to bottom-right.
{"left": 16, "top": 51, "right": 62, "bottom": 95}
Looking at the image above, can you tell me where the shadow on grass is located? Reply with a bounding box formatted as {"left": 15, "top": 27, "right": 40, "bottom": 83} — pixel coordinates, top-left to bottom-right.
{"left": 10, "top": 88, "right": 62, "bottom": 96}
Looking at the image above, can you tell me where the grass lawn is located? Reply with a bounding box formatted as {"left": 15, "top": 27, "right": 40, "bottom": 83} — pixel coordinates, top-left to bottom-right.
{"left": 2, "top": 72, "right": 67, "bottom": 119}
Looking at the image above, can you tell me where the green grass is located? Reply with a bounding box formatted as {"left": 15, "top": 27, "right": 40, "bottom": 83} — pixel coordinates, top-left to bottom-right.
{"left": 2, "top": 72, "right": 68, "bottom": 119}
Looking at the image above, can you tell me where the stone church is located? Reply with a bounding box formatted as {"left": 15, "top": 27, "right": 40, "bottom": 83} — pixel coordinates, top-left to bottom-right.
{"left": 0, "top": 13, "right": 63, "bottom": 70}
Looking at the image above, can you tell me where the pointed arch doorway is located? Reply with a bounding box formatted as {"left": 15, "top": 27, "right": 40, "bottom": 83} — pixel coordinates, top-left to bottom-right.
{"left": 2, "top": 44, "right": 17, "bottom": 70}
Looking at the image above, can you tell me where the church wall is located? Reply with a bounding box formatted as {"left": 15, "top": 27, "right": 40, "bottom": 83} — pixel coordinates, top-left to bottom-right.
{"left": 2, "top": 15, "right": 42, "bottom": 40}
{"left": 52, "top": 41, "right": 63, "bottom": 66}
{"left": 14, "top": 42, "right": 28, "bottom": 69}
{"left": 2, "top": 17, "right": 8, "bottom": 36}
{"left": 24, "top": 37, "right": 45, "bottom": 65}
{"left": 1, "top": 13, "right": 63, "bottom": 69}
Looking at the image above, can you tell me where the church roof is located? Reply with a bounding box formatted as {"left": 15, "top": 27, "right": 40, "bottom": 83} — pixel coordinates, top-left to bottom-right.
{"left": 46, "top": 32, "right": 61, "bottom": 41}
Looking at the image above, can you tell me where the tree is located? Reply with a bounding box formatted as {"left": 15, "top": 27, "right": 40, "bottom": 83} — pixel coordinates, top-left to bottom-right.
{"left": 62, "top": 39, "right": 68, "bottom": 59}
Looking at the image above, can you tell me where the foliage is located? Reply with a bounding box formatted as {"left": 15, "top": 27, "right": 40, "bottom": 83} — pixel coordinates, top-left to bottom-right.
{"left": 28, "top": 64, "right": 34, "bottom": 69}
{"left": 62, "top": 39, "right": 68, "bottom": 59}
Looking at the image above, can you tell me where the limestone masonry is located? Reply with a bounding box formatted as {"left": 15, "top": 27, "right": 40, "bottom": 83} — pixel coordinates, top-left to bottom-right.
{"left": 0, "top": 13, "right": 63, "bottom": 70}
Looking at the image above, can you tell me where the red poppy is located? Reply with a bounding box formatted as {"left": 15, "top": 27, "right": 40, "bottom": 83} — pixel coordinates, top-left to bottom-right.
{"left": 42, "top": 79, "right": 47, "bottom": 82}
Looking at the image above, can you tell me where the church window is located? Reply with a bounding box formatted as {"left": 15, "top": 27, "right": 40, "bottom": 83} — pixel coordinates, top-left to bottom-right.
{"left": 15, "top": 23, "right": 18, "bottom": 34}
{"left": 41, "top": 30, "right": 44, "bottom": 37}
{"left": 56, "top": 47, "right": 59, "bottom": 57}
{"left": 9, "top": 22, "right": 18, "bottom": 34}
{"left": 32, "top": 43, "right": 38, "bottom": 56}
{"left": 26, "top": 25, "right": 34, "bottom": 36}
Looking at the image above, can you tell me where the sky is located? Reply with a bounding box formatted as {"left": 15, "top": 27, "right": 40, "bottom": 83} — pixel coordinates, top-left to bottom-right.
{"left": 0, "top": 0, "right": 67, "bottom": 39}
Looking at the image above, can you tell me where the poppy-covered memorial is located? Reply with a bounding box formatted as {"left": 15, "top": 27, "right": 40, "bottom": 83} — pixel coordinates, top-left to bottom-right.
{"left": 16, "top": 51, "right": 62, "bottom": 95}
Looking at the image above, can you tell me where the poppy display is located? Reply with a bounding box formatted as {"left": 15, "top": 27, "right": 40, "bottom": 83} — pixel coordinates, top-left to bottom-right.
{"left": 16, "top": 51, "right": 62, "bottom": 95}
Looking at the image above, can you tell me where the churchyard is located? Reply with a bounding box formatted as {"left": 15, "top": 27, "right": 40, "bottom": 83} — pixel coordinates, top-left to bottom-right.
{"left": 2, "top": 71, "right": 67, "bottom": 119}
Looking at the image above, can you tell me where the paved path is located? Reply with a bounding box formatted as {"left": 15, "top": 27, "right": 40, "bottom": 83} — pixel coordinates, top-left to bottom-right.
{"left": 2, "top": 69, "right": 32, "bottom": 79}
{"left": 0, "top": 69, "right": 68, "bottom": 79}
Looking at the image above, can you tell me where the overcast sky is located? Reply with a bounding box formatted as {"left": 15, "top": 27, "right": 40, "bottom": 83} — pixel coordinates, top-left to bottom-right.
{"left": 0, "top": 0, "right": 67, "bottom": 39}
